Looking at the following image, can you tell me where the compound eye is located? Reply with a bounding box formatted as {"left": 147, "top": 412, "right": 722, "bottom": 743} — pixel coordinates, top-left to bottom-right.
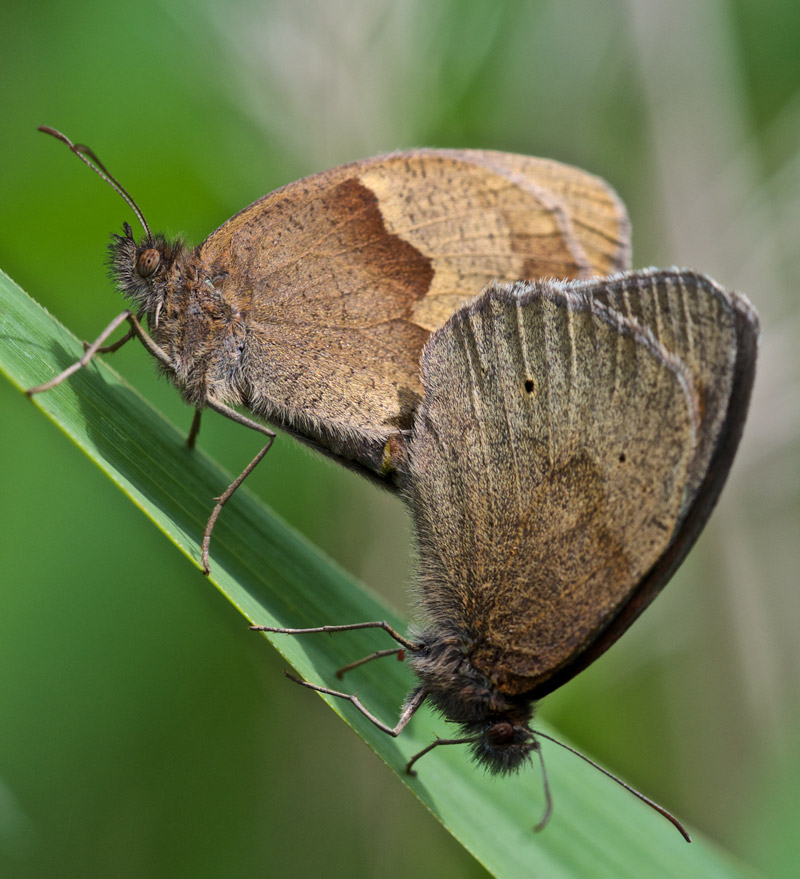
{"left": 136, "top": 248, "right": 161, "bottom": 278}
{"left": 486, "top": 721, "right": 515, "bottom": 746}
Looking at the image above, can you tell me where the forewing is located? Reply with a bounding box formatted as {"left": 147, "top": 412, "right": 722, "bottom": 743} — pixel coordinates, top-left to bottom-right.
{"left": 456, "top": 149, "right": 632, "bottom": 279}
{"left": 199, "top": 151, "right": 630, "bottom": 474}
{"left": 360, "top": 150, "right": 631, "bottom": 330}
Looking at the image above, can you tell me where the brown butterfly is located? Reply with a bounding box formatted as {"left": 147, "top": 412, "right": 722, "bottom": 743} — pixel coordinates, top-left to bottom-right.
{"left": 30, "top": 127, "right": 630, "bottom": 571}
{"left": 254, "top": 269, "right": 759, "bottom": 840}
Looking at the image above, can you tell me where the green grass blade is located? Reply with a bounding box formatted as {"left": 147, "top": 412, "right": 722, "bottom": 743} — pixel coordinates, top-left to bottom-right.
{"left": 0, "top": 268, "right": 757, "bottom": 878}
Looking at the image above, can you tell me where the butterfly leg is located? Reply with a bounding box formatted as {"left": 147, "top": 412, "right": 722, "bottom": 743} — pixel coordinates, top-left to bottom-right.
{"left": 196, "top": 398, "right": 277, "bottom": 573}
{"left": 250, "top": 619, "right": 418, "bottom": 651}
{"left": 404, "top": 736, "right": 479, "bottom": 775}
{"left": 87, "top": 326, "right": 136, "bottom": 354}
{"left": 285, "top": 674, "right": 427, "bottom": 738}
{"left": 335, "top": 648, "right": 406, "bottom": 678}
{"left": 27, "top": 309, "right": 137, "bottom": 395}
{"left": 186, "top": 408, "right": 203, "bottom": 449}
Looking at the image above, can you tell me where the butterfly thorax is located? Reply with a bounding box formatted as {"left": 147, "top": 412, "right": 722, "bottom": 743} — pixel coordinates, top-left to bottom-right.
{"left": 409, "top": 627, "right": 537, "bottom": 774}
{"left": 109, "top": 225, "right": 247, "bottom": 409}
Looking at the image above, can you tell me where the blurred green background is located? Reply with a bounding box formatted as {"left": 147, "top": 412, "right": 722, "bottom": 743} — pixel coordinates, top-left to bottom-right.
{"left": 1, "top": 1, "right": 798, "bottom": 876}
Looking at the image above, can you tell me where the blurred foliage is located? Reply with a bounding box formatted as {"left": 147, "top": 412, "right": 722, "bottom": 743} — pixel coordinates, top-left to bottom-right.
{"left": 1, "top": 1, "right": 798, "bottom": 877}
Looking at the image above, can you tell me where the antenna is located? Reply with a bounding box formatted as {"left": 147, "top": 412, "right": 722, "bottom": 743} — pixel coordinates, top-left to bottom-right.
{"left": 38, "top": 125, "right": 153, "bottom": 243}
{"left": 533, "top": 729, "right": 692, "bottom": 842}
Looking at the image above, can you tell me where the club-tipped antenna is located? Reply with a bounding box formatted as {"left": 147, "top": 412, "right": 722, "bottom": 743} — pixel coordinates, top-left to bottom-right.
{"left": 533, "top": 729, "right": 692, "bottom": 842}
{"left": 38, "top": 125, "right": 152, "bottom": 244}
{"left": 532, "top": 741, "right": 553, "bottom": 833}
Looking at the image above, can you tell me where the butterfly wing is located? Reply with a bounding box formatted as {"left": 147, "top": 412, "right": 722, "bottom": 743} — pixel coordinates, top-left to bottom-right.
{"left": 452, "top": 149, "right": 632, "bottom": 281}
{"left": 406, "top": 271, "right": 757, "bottom": 697}
{"left": 199, "top": 151, "right": 630, "bottom": 476}
{"left": 539, "top": 269, "right": 760, "bottom": 695}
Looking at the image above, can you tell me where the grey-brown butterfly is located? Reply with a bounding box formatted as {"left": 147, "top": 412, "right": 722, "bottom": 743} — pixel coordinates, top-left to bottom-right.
{"left": 255, "top": 268, "right": 759, "bottom": 839}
